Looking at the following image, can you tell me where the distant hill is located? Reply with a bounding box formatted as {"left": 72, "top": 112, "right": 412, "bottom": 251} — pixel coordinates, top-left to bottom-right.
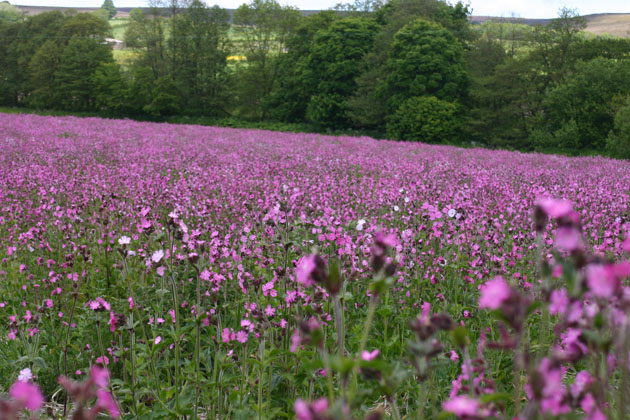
{"left": 14, "top": 5, "right": 322, "bottom": 20}
{"left": 13, "top": 5, "right": 630, "bottom": 38}
{"left": 470, "top": 13, "right": 630, "bottom": 38}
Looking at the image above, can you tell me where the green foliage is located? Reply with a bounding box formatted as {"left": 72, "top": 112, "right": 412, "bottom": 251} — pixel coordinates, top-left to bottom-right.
{"left": 123, "top": 8, "right": 168, "bottom": 78}
{"left": 169, "top": 1, "right": 231, "bottom": 116}
{"left": 92, "top": 62, "right": 128, "bottom": 113}
{"left": 57, "top": 12, "right": 111, "bottom": 42}
{"left": 527, "top": 8, "right": 587, "bottom": 87}
{"left": 266, "top": 11, "right": 336, "bottom": 122}
{"left": 305, "top": 17, "right": 379, "bottom": 129}
{"left": 0, "top": 2, "right": 22, "bottom": 22}
{"left": 543, "top": 58, "right": 630, "bottom": 150}
{"left": 607, "top": 99, "right": 630, "bottom": 159}
{"left": 384, "top": 19, "right": 467, "bottom": 115}
{"left": 27, "top": 40, "right": 63, "bottom": 109}
{"left": 145, "top": 76, "right": 181, "bottom": 117}
{"left": 55, "top": 38, "right": 115, "bottom": 111}
{"left": 101, "top": 0, "right": 117, "bottom": 20}
{"left": 463, "top": 39, "right": 541, "bottom": 149}
{"left": 0, "top": 11, "right": 69, "bottom": 106}
{"left": 386, "top": 95, "right": 458, "bottom": 143}
{"left": 233, "top": 0, "right": 302, "bottom": 120}
{"left": 126, "top": 66, "right": 155, "bottom": 115}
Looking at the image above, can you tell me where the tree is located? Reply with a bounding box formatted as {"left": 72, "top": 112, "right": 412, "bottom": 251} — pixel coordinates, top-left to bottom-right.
{"left": 233, "top": 0, "right": 301, "bottom": 119}
{"left": 528, "top": 7, "right": 586, "bottom": 88}
{"left": 0, "top": 11, "right": 69, "bottom": 106}
{"left": 0, "top": 2, "right": 23, "bottom": 22}
{"left": 607, "top": 99, "right": 630, "bottom": 159}
{"left": 347, "top": 0, "right": 470, "bottom": 132}
{"left": 55, "top": 38, "right": 114, "bottom": 111}
{"left": 304, "top": 17, "right": 379, "bottom": 128}
{"left": 386, "top": 96, "right": 458, "bottom": 143}
{"left": 169, "top": 1, "right": 231, "bottom": 115}
{"left": 383, "top": 19, "right": 467, "bottom": 113}
{"left": 101, "top": 0, "right": 117, "bottom": 20}
{"left": 92, "top": 62, "right": 128, "bottom": 113}
{"left": 27, "top": 40, "right": 63, "bottom": 109}
{"left": 57, "top": 12, "right": 110, "bottom": 42}
{"left": 266, "top": 11, "right": 336, "bottom": 122}
{"left": 542, "top": 58, "right": 630, "bottom": 151}
{"left": 124, "top": 8, "right": 168, "bottom": 78}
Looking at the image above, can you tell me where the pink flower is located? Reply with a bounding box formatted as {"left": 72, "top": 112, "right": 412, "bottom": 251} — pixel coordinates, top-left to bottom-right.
{"left": 449, "top": 350, "right": 459, "bottom": 361}
{"left": 221, "top": 328, "right": 232, "bottom": 343}
{"left": 294, "top": 399, "right": 312, "bottom": 420}
{"left": 361, "top": 349, "right": 379, "bottom": 361}
{"left": 479, "top": 276, "right": 511, "bottom": 310}
{"left": 442, "top": 395, "right": 480, "bottom": 417}
{"left": 90, "top": 365, "right": 110, "bottom": 389}
{"left": 128, "top": 297, "right": 134, "bottom": 310}
{"left": 236, "top": 330, "right": 248, "bottom": 343}
{"left": 154, "top": 336, "right": 162, "bottom": 345}
{"left": 549, "top": 288, "right": 569, "bottom": 315}
{"left": 375, "top": 231, "right": 398, "bottom": 248}
{"left": 571, "top": 370, "right": 594, "bottom": 399}
{"left": 311, "top": 398, "right": 328, "bottom": 413}
{"left": 96, "top": 356, "right": 110, "bottom": 366}
{"left": 536, "top": 198, "right": 574, "bottom": 219}
{"left": 586, "top": 264, "right": 619, "bottom": 298}
{"left": 156, "top": 266, "right": 166, "bottom": 276}
{"left": 294, "top": 398, "right": 328, "bottom": 420}
{"left": 554, "top": 227, "right": 581, "bottom": 251}
{"left": 290, "top": 329, "right": 301, "bottom": 353}
{"left": 96, "top": 389, "right": 120, "bottom": 418}
{"left": 108, "top": 311, "right": 116, "bottom": 332}
{"left": 9, "top": 380, "right": 44, "bottom": 411}
{"left": 151, "top": 249, "right": 164, "bottom": 263}
{"left": 296, "top": 255, "right": 317, "bottom": 286}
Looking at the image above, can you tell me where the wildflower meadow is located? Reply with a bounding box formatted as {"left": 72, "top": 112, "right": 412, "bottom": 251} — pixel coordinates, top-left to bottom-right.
{"left": 1, "top": 113, "right": 630, "bottom": 419}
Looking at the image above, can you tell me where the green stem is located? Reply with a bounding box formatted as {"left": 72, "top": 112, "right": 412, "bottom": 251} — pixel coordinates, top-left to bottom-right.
{"left": 348, "top": 295, "right": 377, "bottom": 407}
{"left": 333, "top": 294, "right": 344, "bottom": 359}
{"left": 258, "top": 338, "right": 265, "bottom": 420}
{"left": 320, "top": 348, "right": 335, "bottom": 402}
{"left": 63, "top": 292, "right": 78, "bottom": 417}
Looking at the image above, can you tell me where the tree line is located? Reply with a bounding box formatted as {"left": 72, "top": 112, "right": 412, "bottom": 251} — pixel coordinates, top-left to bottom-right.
{"left": 1, "top": 0, "right": 630, "bottom": 158}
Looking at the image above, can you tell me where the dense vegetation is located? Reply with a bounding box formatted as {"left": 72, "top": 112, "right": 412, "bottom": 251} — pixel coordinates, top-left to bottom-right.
{"left": 1, "top": 113, "right": 630, "bottom": 420}
{"left": 1, "top": 0, "right": 630, "bottom": 157}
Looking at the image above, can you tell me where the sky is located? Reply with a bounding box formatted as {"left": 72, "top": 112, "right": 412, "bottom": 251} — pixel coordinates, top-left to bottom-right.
{"left": 11, "top": 0, "right": 630, "bottom": 18}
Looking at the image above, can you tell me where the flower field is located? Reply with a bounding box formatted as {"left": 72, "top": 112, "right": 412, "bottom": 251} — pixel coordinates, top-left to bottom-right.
{"left": 1, "top": 113, "right": 630, "bottom": 419}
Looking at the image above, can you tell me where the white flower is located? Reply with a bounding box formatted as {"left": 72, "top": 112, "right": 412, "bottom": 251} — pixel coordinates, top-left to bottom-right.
{"left": 448, "top": 209, "right": 457, "bottom": 218}
{"left": 393, "top": 205, "right": 400, "bottom": 212}
{"left": 455, "top": 213, "right": 462, "bottom": 220}
{"left": 127, "top": 250, "right": 136, "bottom": 257}
{"left": 18, "top": 368, "right": 32, "bottom": 382}
{"left": 151, "top": 249, "right": 164, "bottom": 263}
{"left": 404, "top": 197, "right": 410, "bottom": 203}
{"left": 118, "top": 236, "right": 131, "bottom": 245}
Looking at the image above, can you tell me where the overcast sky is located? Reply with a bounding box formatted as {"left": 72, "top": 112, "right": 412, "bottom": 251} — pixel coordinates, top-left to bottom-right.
{"left": 11, "top": 0, "right": 630, "bottom": 18}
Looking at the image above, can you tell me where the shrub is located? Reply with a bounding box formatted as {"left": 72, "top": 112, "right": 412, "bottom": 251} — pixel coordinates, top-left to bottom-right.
{"left": 386, "top": 95, "right": 457, "bottom": 143}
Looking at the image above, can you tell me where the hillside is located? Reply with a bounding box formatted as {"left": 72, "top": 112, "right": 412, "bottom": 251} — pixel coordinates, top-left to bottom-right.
{"left": 471, "top": 13, "right": 630, "bottom": 38}
{"left": 13, "top": 5, "right": 630, "bottom": 37}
